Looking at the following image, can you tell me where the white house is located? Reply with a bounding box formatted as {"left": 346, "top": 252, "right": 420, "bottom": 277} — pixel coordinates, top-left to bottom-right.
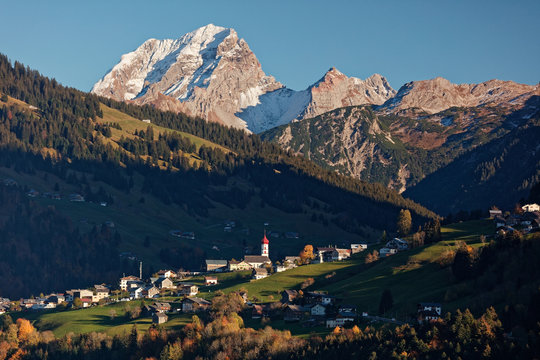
{"left": 119, "top": 276, "right": 142, "bottom": 291}
{"left": 351, "top": 244, "right": 368, "bottom": 254}
{"left": 332, "top": 248, "right": 351, "bottom": 261}
{"left": 178, "top": 284, "right": 199, "bottom": 296}
{"left": 418, "top": 302, "right": 442, "bottom": 315}
{"left": 157, "top": 270, "right": 177, "bottom": 278}
{"left": 489, "top": 209, "right": 503, "bottom": 218}
{"left": 386, "top": 238, "right": 409, "bottom": 251}
{"left": 253, "top": 268, "right": 269, "bottom": 280}
{"left": 418, "top": 303, "right": 442, "bottom": 323}
{"left": 522, "top": 203, "right": 540, "bottom": 212}
{"left": 326, "top": 314, "right": 355, "bottom": 328}
{"left": 130, "top": 287, "right": 144, "bottom": 299}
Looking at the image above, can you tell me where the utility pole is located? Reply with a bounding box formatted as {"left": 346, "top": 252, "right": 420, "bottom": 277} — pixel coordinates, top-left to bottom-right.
{"left": 139, "top": 261, "right": 142, "bottom": 279}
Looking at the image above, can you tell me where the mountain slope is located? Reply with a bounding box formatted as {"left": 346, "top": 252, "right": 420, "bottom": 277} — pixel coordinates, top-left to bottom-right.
{"left": 262, "top": 92, "right": 540, "bottom": 205}
{"left": 261, "top": 106, "right": 413, "bottom": 191}
{"left": 404, "top": 107, "right": 540, "bottom": 214}
{"left": 92, "top": 24, "right": 395, "bottom": 132}
{"left": 0, "top": 53, "right": 435, "bottom": 298}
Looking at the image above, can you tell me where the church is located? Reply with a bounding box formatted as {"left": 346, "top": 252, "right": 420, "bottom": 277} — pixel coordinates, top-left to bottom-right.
{"left": 244, "top": 232, "right": 272, "bottom": 268}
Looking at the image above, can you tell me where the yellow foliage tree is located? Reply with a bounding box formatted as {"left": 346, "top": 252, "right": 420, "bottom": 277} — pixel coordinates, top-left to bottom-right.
{"left": 299, "top": 245, "right": 315, "bottom": 264}
{"left": 16, "top": 318, "right": 35, "bottom": 342}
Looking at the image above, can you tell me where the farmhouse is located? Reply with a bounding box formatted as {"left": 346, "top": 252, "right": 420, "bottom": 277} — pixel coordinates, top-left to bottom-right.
{"left": 155, "top": 277, "right": 175, "bottom": 290}
{"left": 332, "top": 248, "right": 351, "bottom": 261}
{"left": 304, "top": 292, "right": 336, "bottom": 305}
{"left": 385, "top": 238, "right": 409, "bottom": 251}
{"left": 253, "top": 268, "right": 269, "bottom": 280}
{"left": 281, "top": 290, "right": 299, "bottom": 304}
{"left": 244, "top": 255, "right": 271, "bottom": 269}
{"left": 92, "top": 285, "right": 110, "bottom": 303}
{"left": 284, "top": 305, "right": 305, "bottom": 322}
{"left": 417, "top": 302, "right": 442, "bottom": 323}
{"left": 228, "top": 260, "right": 252, "bottom": 271}
{"left": 351, "top": 243, "right": 368, "bottom": 254}
{"left": 178, "top": 284, "right": 199, "bottom": 296}
{"left": 152, "top": 312, "right": 168, "bottom": 324}
{"left": 309, "top": 303, "right": 327, "bottom": 316}
{"left": 522, "top": 203, "right": 540, "bottom": 212}
{"left": 284, "top": 256, "right": 300, "bottom": 264}
{"left": 154, "top": 302, "right": 171, "bottom": 313}
{"left": 119, "top": 276, "right": 142, "bottom": 291}
{"left": 204, "top": 276, "right": 218, "bottom": 286}
{"left": 157, "top": 270, "right": 177, "bottom": 278}
{"left": 205, "top": 260, "right": 228, "bottom": 272}
{"left": 326, "top": 313, "right": 356, "bottom": 328}
{"left": 182, "top": 297, "right": 211, "bottom": 313}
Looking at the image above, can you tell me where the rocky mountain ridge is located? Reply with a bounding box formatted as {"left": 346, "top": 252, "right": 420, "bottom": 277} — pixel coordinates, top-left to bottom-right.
{"left": 380, "top": 76, "right": 538, "bottom": 114}
{"left": 93, "top": 24, "right": 537, "bottom": 133}
{"left": 92, "top": 24, "right": 397, "bottom": 132}
{"left": 262, "top": 92, "right": 540, "bottom": 198}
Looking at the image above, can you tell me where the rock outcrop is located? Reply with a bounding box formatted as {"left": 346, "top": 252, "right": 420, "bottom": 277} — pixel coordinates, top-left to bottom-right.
{"left": 381, "top": 77, "right": 538, "bottom": 114}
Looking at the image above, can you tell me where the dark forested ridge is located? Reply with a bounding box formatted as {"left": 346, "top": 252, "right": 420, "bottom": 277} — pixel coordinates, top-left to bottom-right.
{"left": 0, "top": 54, "right": 436, "bottom": 298}
{"left": 0, "top": 185, "right": 135, "bottom": 298}
{"left": 404, "top": 106, "right": 540, "bottom": 214}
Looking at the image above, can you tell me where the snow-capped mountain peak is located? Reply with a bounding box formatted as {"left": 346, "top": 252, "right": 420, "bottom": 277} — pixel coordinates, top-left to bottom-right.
{"left": 92, "top": 25, "right": 395, "bottom": 132}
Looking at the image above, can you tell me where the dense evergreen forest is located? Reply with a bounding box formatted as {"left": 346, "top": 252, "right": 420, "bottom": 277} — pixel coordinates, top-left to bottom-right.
{"left": 0, "top": 185, "right": 137, "bottom": 298}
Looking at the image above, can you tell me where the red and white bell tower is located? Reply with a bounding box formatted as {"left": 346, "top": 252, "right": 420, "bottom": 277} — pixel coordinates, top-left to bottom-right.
{"left": 261, "top": 231, "right": 269, "bottom": 257}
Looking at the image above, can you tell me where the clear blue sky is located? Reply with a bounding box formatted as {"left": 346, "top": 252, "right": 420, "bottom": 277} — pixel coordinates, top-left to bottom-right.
{"left": 1, "top": 0, "right": 538, "bottom": 91}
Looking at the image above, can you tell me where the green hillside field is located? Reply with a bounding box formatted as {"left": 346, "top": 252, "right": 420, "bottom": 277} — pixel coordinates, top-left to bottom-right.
{"left": 11, "top": 219, "right": 495, "bottom": 337}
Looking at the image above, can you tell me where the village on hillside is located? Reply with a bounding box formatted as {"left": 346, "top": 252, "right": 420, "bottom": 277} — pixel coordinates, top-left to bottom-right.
{"left": 0, "top": 227, "right": 444, "bottom": 329}
{"left": 2, "top": 201, "right": 538, "bottom": 331}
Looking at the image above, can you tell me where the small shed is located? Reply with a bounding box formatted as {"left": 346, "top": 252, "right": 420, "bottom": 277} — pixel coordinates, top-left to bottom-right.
{"left": 152, "top": 312, "right": 168, "bottom": 324}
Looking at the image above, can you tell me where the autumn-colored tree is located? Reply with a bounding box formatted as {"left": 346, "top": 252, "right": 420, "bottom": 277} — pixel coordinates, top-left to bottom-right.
{"left": 16, "top": 318, "right": 35, "bottom": 342}
{"left": 299, "top": 245, "right": 315, "bottom": 264}
{"left": 72, "top": 297, "right": 83, "bottom": 309}
{"left": 211, "top": 292, "right": 245, "bottom": 317}
{"left": 397, "top": 209, "right": 412, "bottom": 236}
{"left": 160, "top": 341, "right": 183, "bottom": 360}
{"left": 365, "top": 250, "right": 379, "bottom": 264}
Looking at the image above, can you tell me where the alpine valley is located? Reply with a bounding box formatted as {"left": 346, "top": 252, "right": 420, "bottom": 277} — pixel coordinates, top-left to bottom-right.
{"left": 1, "top": 19, "right": 540, "bottom": 360}
{"left": 93, "top": 24, "right": 539, "bottom": 215}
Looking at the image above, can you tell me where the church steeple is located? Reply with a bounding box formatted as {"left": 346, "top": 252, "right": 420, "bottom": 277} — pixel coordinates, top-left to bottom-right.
{"left": 261, "top": 230, "right": 269, "bottom": 257}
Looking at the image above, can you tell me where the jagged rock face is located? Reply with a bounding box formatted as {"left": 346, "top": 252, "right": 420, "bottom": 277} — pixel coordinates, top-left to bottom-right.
{"left": 236, "top": 68, "right": 396, "bottom": 133}
{"left": 263, "top": 93, "right": 540, "bottom": 193}
{"left": 382, "top": 77, "right": 538, "bottom": 114}
{"left": 261, "top": 106, "right": 411, "bottom": 191}
{"left": 92, "top": 24, "right": 282, "bottom": 130}
{"left": 303, "top": 68, "right": 395, "bottom": 119}
{"left": 92, "top": 25, "right": 395, "bottom": 132}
